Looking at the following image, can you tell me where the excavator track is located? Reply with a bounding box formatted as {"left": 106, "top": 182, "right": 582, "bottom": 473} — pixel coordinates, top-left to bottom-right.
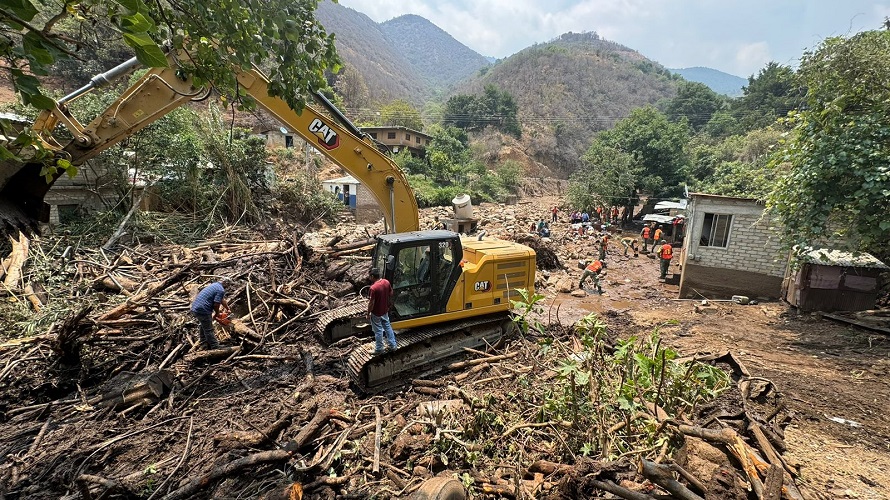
{"left": 346, "top": 313, "right": 514, "bottom": 391}
{"left": 315, "top": 301, "right": 370, "bottom": 343}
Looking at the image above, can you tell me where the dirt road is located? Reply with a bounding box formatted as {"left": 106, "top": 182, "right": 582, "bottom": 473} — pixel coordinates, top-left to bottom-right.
{"left": 518, "top": 198, "right": 890, "bottom": 500}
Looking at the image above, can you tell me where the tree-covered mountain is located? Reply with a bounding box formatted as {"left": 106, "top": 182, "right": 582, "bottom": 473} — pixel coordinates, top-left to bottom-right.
{"left": 316, "top": 4, "right": 680, "bottom": 177}
{"left": 313, "top": 1, "right": 430, "bottom": 109}
{"left": 670, "top": 67, "right": 746, "bottom": 97}
{"left": 454, "top": 33, "right": 679, "bottom": 177}
{"left": 380, "top": 15, "right": 490, "bottom": 93}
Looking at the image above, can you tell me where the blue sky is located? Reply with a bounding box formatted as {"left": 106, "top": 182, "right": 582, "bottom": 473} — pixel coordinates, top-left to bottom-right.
{"left": 335, "top": 0, "right": 890, "bottom": 78}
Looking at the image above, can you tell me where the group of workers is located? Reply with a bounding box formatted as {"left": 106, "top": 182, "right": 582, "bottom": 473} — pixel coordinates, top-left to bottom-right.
{"left": 578, "top": 221, "right": 674, "bottom": 294}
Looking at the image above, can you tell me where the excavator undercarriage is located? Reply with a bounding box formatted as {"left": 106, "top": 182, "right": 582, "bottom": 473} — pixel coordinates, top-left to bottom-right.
{"left": 318, "top": 308, "right": 514, "bottom": 391}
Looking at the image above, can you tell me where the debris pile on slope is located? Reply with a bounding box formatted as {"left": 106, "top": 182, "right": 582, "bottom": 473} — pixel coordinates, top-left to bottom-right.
{"left": 0, "top": 206, "right": 820, "bottom": 499}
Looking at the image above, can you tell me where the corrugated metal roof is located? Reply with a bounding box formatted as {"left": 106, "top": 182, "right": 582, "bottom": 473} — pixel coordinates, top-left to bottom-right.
{"left": 800, "top": 248, "right": 889, "bottom": 269}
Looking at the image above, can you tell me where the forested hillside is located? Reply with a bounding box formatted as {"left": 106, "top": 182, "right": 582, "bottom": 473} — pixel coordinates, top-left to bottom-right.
{"left": 313, "top": 1, "right": 429, "bottom": 108}
{"left": 313, "top": 5, "right": 680, "bottom": 180}
{"left": 455, "top": 32, "right": 679, "bottom": 177}
{"left": 380, "top": 14, "right": 491, "bottom": 92}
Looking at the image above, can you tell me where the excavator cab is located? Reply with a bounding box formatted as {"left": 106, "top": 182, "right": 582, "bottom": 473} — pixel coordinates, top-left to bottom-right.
{"left": 373, "top": 231, "right": 463, "bottom": 321}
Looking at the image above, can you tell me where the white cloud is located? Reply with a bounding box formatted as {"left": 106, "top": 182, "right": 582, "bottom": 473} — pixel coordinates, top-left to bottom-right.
{"left": 734, "top": 42, "right": 772, "bottom": 77}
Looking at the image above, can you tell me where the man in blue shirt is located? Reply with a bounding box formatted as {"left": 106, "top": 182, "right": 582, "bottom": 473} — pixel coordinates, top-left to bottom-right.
{"left": 190, "top": 281, "right": 230, "bottom": 349}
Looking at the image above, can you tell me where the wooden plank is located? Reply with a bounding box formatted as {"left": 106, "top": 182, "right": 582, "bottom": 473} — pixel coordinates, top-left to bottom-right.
{"left": 822, "top": 313, "right": 890, "bottom": 335}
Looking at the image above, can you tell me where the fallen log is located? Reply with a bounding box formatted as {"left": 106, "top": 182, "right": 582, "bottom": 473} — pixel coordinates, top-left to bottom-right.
{"left": 214, "top": 413, "right": 294, "bottom": 450}
{"left": 284, "top": 407, "right": 335, "bottom": 452}
{"left": 527, "top": 460, "right": 573, "bottom": 476}
{"left": 454, "top": 362, "right": 489, "bottom": 382}
{"left": 161, "top": 449, "right": 293, "bottom": 500}
{"left": 763, "top": 465, "right": 783, "bottom": 500}
{"left": 448, "top": 352, "right": 517, "bottom": 370}
{"left": 99, "top": 265, "right": 192, "bottom": 321}
{"left": 184, "top": 346, "right": 241, "bottom": 363}
{"left": 588, "top": 479, "right": 657, "bottom": 500}
{"left": 640, "top": 459, "right": 704, "bottom": 500}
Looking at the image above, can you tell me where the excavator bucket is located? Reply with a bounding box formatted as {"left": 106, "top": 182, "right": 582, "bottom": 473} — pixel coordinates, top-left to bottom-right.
{"left": 0, "top": 160, "right": 53, "bottom": 236}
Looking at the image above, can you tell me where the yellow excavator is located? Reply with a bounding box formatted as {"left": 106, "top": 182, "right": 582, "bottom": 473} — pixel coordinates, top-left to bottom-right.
{"left": 0, "top": 52, "right": 537, "bottom": 389}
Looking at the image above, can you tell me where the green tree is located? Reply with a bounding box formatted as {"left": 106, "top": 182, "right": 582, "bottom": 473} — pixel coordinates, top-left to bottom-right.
{"left": 688, "top": 128, "right": 781, "bottom": 198}
{"left": 768, "top": 29, "right": 890, "bottom": 252}
{"left": 732, "top": 62, "right": 804, "bottom": 131}
{"left": 598, "top": 106, "right": 689, "bottom": 198}
{"left": 571, "top": 142, "right": 636, "bottom": 213}
{"left": 570, "top": 106, "right": 689, "bottom": 220}
{"left": 1, "top": 0, "right": 340, "bottom": 169}
{"left": 479, "top": 84, "right": 521, "bottom": 137}
{"left": 443, "top": 85, "right": 521, "bottom": 138}
{"left": 702, "top": 110, "right": 743, "bottom": 138}
{"left": 379, "top": 100, "right": 424, "bottom": 130}
{"left": 665, "top": 81, "right": 724, "bottom": 132}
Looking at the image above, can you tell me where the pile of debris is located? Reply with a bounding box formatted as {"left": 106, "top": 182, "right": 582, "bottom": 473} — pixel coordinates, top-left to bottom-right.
{"left": 0, "top": 215, "right": 819, "bottom": 499}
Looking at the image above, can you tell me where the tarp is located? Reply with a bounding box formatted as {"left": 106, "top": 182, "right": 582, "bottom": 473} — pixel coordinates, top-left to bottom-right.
{"left": 653, "top": 200, "right": 688, "bottom": 211}
{"left": 642, "top": 214, "right": 684, "bottom": 223}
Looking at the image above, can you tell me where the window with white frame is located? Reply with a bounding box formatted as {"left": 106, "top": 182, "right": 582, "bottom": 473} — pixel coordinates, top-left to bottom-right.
{"left": 700, "top": 213, "right": 732, "bottom": 247}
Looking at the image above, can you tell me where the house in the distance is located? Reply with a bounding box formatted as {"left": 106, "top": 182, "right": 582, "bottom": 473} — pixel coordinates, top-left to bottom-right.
{"left": 361, "top": 126, "right": 431, "bottom": 157}
{"left": 258, "top": 126, "right": 299, "bottom": 150}
{"left": 321, "top": 174, "right": 383, "bottom": 223}
{"left": 678, "top": 193, "right": 785, "bottom": 300}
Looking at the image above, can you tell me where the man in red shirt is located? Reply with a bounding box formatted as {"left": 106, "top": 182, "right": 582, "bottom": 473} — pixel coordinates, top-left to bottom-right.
{"left": 368, "top": 268, "right": 396, "bottom": 355}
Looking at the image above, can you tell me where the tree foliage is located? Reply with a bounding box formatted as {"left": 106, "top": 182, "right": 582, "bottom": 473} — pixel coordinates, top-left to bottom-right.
{"left": 443, "top": 84, "right": 521, "bottom": 138}
{"left": 767, "top": 29, "right": 890, "bottom": 252}
{"left": 378, "top": 100, "right": 424, "bottom": 130}
{"left": 570, "top": 142, "right": 636, "bottom": 212}
{"left": 664, "top": 81, "right": 724, "bottom": 132}
{"left": 601, "top": 107, "right": 689, "bottom": 196}
{"left": 1, "top": 0, "right": 339, "bottom": 112}
{"left": 392, "top": 125, "right": 519, "bottom": 206}
{"left": 732, "top": 62, "right": 804, "bottom": 131}
{"left": 688, "top": 128, "right": 782, "bottom": 198}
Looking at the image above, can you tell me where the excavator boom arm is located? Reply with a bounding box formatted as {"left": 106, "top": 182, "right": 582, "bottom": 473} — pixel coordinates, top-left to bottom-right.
{"left": 3, "top": 53, "right": 419, "bottom": 234}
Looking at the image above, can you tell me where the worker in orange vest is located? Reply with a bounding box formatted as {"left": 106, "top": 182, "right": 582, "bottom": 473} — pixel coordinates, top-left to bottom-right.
{"left": 657, "top": 239, "right": 673, "bottom": 280}
{"left": 640, "top": 225, "right": 651, "bottom": 253}
{"left": 579, "top": 259, "right": 604, "bottom": 293}
{"left": 598, "top": 233, "right": 610, "bottom": 264}
{"left": 653, "top": 226, "right": 663, "bottom": 244}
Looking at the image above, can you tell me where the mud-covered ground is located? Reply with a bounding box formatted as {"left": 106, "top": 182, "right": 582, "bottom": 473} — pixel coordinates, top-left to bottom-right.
{"left": 1, "top": 195, "right": 888, "bottom": 499}
{"left": 525, "top": 197, "right": 890, "bottom": 500}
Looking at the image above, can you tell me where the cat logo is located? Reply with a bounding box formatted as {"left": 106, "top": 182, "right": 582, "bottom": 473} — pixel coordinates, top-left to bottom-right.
{"left": 308, "top": 118, "right": 340, "bottom": 150}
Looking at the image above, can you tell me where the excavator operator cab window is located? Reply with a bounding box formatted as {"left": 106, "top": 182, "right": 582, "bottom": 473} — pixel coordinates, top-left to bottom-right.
{"left": 391, "top": 245, "right": 433, "bottom": 319}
